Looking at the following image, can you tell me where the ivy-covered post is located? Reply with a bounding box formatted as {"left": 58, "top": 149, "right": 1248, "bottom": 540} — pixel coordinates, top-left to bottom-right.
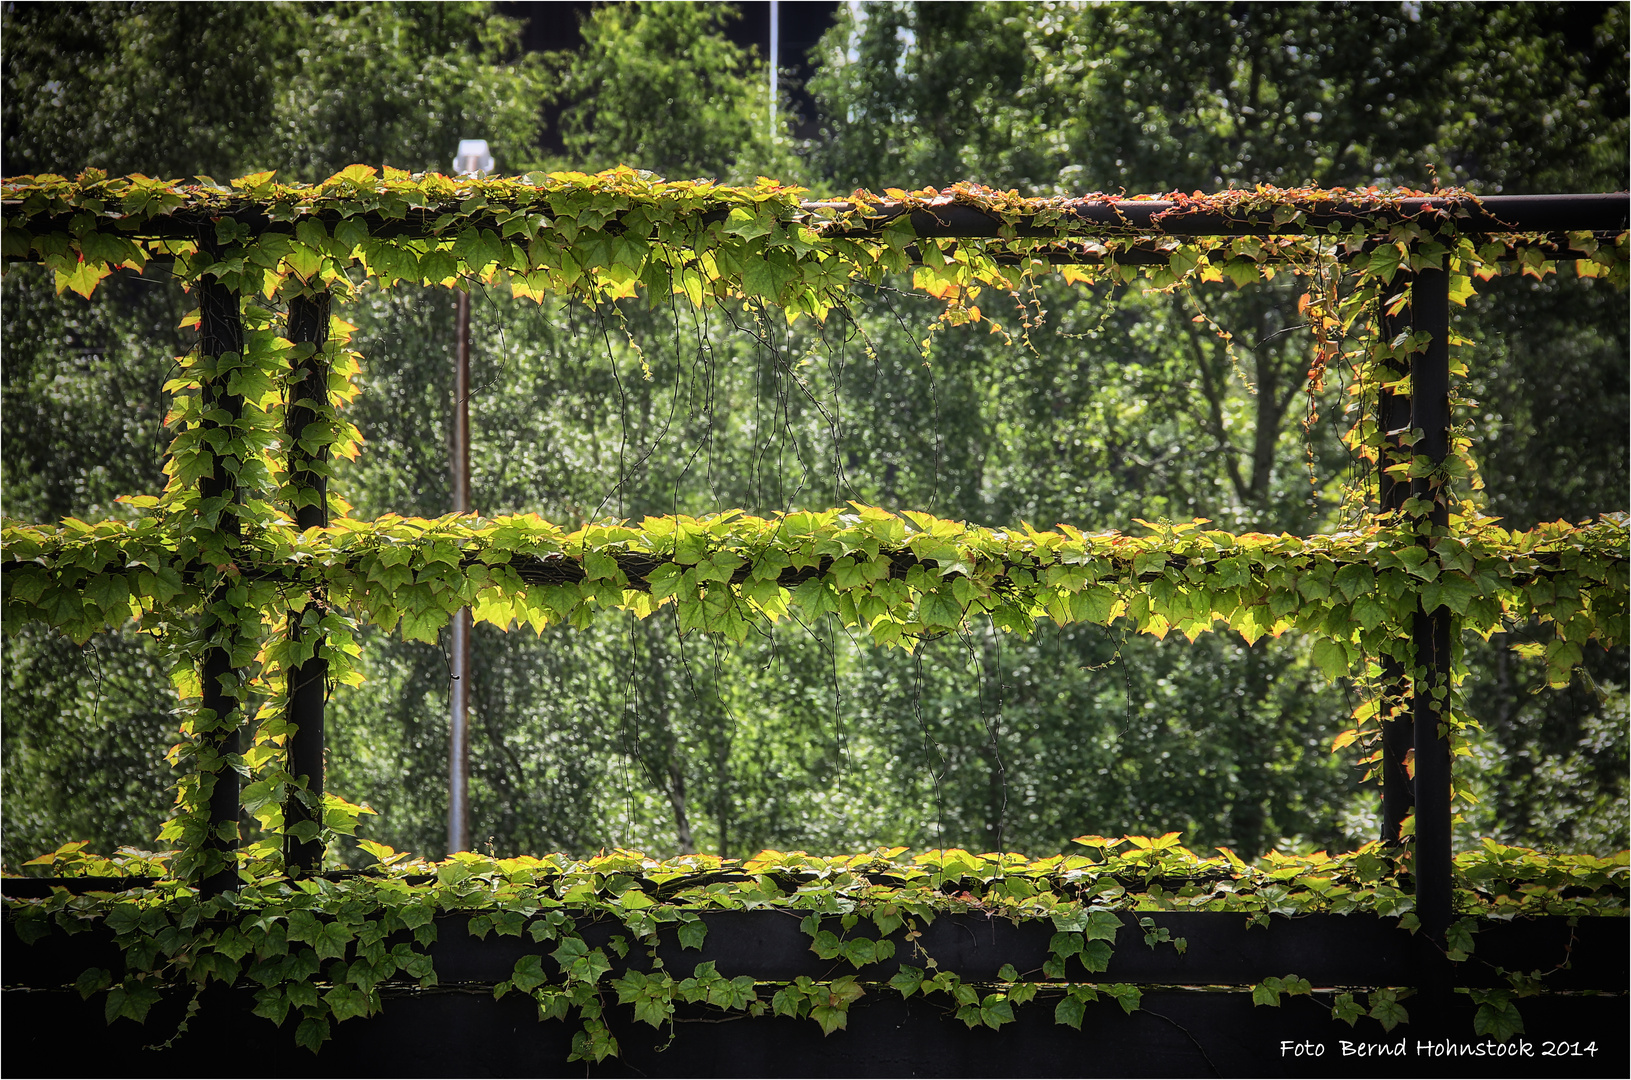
{"left": 1377, "top": 273, "right": 1414, "bottom": 846}
{"left": 196, "top": 264, "right": 247, "bottom": 898}
{"left": 1408, "top": 260, "right": 1454, "bottom": 1017}
{"left": 283, "top": 290, "right": 332, "bottom": 875}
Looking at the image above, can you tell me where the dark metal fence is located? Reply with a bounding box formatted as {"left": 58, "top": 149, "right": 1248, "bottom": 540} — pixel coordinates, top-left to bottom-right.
{"left": 4, "top": 907, "right": 1626, "bottom": 1075}
{"left": 214, "top": 187, "right": 1629, "bottom": 958}
{"left": 6, "top": 191, "right": 1627, "bottom": 1065}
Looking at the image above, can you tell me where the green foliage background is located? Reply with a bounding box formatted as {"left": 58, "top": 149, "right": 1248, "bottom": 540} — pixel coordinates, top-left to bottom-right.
{"left": 3, "top": 0, "right": 1626, "bottom": 868}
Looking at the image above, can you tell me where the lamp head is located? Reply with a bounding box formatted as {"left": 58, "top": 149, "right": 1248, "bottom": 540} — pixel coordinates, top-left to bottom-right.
{"left": 453, "top": 139, "right": 494, "bottom": 177}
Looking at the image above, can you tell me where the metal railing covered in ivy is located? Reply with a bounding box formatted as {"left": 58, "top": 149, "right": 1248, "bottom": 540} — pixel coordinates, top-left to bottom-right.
{"left": 1, "top": 169, "right": 1626, "bottom": 1054}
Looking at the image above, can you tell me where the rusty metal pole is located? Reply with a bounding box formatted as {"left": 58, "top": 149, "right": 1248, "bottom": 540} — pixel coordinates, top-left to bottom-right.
{"left": 446, "top": 139, "right": 490, "bottom": 857}
{"left": 448, "top": 288, "right": 472, "bottom": 856}
{"left": 769, "top": 0, "right": 780, "bottom": 140}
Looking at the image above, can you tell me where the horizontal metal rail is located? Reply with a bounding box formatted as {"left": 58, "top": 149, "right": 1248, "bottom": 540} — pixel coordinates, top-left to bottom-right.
{"left": 4, "top": 192, "right": 1624, "bottom": 250}
{"left": 4, "top": 544, "right": 1607, "bottom": 597}
{"left": 6, "top": 907, "right": 1624, "bottom": 992}
{"left": 814, "top": 192, "right": 1630, "bottom": 238}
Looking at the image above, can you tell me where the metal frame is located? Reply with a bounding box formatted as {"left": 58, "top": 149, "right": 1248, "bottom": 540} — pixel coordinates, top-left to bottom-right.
{"left": 4, "top": 905, "right": 1626, "bottom": 1070}
{"left": 14, "top": 185, "right": 1626, "bottom": 1025}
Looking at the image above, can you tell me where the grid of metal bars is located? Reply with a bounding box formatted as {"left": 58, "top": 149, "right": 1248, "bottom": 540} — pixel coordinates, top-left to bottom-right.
{"left": 13, "top": 188, "right": 1629, "bottom": 1018}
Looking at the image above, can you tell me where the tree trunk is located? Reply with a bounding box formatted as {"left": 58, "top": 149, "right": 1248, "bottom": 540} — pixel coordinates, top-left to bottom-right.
{"left": 1229, "top": 642, "right": 1270, "bottom": 860}
{"left": 667, "top": 761, "right": 693, "bottom": 855}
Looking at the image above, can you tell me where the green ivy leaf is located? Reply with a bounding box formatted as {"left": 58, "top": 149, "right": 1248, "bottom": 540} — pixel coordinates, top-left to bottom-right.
{"left": 1048, "top": 931, "right": 1084, "bottom": 959}
{"left": 253, "top": 986, "right": 292, "bottom": 1027}
{"left": 509, "top": 954, "right": 549, "bottom": 994}
{"left": 294, "top": 1015, "right": 331, "bottom": 1054}
{"left": 1050, "top": 905, "right": 1089, "bottom": 933}
{"left": 1469, "top": 989, "right": 1524, "bottom": 1042}
{"left": 1083, "top": 909, "right": 1121, "bottom": 942}
{"left": 1104, "top": 983, "right": 1142, "bottom": 1015}
{"left": 633, "top": 987, "right": 674, "bottom": 1028}
{"left": 322, "top": 982, "right": 372, "bottom": 1022}
{"left": 676, "top": 918, "right": 708, "bottom": 950}
{"left": 1331, "top": 992, "right": 1364, "bottom": 1026}
{"left": 105, "top": 979, "right": 162, "bottom": 1024}
{"left": 286, "top": 980, "right": 320, "bottom": 1011}
{"left": 1446, "top": 917, "right": 1478, "bottom": 959}
{"left": 723, "top": 208, "right": 773, "bottom": 240}
{"left": 889, "top": 965, "right": 924, "bottom": 998}
{"left": 1311, "top": 638, "right": 1350, "bottom": 679}
{"left": 75, "top": 966, "right": 112, "bottom": 1000}
{"left": 1368, "top": 989, "right": 1409, "bottom": 1032}
{"left": 772, "top": 985, "right": 808, "bottom": 1018}
{"left": 311, "top": 920, "right": 353, "bottom": 961}
{"left": 979, "top": 993, "right": 1015, "bottom": 1029}
{"left": 583, "top": 550, "right": 620, "bottom": 581}
{"left": 12, "top": 911, "right": 52, "bottom": 945}
{"left": 1080, "top": 939, "right": 1114, "bottom": 973}
{"left": 535, "top": 989, "right": 571, "bottom": 1022}
{"left": 917, "top": 590, "right": 963, "bottom": 629}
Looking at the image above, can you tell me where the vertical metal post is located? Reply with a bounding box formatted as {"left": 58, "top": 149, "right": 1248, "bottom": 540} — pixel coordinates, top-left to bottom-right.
{"left": 198, "top": 267, "right": 245, "bottom": 898}
{"left": 284, "top": 291, "right": 331, "bottom": 876}
{"left": 446, "top": 141, "right": 487, "bottom": 858}
{"left": 448, "top": 290, "right": 472, "bottom": 855}
{"left": 1377, "top": 274, "right": 1414, "bottom": 844}
{"left": 1409, "top": 263, "right": 1454, "bottom": 1031}
{"left": 1410, "top": 264, "right": 1454, "bottom": 942}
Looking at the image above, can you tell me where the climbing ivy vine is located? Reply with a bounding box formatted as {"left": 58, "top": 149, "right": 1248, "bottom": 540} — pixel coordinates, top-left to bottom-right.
{"left": 2, "top": 165, "right": 1627, "bottom": 1054}
{"left": 10, "top": 838, "right": 1625, "bottom": 1056}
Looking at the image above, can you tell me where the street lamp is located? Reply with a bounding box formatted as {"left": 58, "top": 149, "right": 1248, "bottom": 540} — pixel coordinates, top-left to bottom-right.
{"left": 768, "top": 1, "right": 779, "bottom": 140}
{"left": 447, "top": 138, "right": 490, "bottom": 856}
{"left": 453, "top": 139, "right": 494, "bottom": 176}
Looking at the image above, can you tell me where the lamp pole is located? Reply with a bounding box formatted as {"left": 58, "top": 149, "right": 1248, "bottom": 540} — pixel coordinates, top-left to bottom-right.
{"left": 769, "top": 0, "right": 779, "bottom": 140}
{"left": 448, "top": 139, "right": 492, "bottom": 856}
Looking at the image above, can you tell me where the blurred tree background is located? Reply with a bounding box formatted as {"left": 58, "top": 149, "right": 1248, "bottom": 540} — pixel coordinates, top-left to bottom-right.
{"left": 3, "top": 1, "right": 1625, "bottom": 869}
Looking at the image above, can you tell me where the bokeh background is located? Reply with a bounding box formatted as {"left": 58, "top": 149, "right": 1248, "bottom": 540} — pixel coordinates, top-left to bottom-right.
{"left": 3, "top": 1, "right": 1625, "bottom": 867}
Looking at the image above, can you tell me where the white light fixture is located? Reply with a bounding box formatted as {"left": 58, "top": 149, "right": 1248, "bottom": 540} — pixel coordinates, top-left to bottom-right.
{"left": 452, "top": 139, "right": 494, "bottom": 177}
